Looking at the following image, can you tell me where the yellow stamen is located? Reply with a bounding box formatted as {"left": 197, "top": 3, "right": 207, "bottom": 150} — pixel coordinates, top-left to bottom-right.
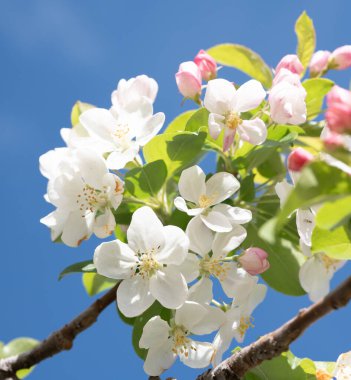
{"left": 225, "top": 112, "right": 242, "bottom": 130}
{"left": 198, "top": 194, "right": 213, "bottom": 208}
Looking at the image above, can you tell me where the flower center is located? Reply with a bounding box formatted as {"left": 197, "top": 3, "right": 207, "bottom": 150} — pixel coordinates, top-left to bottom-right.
{"left": 320, "top": 254, "right": 339, "bottom": 271}
{"left": 238, "top": 316, "right": 254, "bottom": 337}
{"left": 199, "top": 256, "right": 229, "bottom": 280}
{"left": 171, "top": 326, "right": 196, "bottom": 357}
{"left": 198, "top": 194, "right": 213, "bottom": 208}
{"left": 225, "top": 112, "right": 242, "bottom": 130}
{"left": 77, "top": 185, "right": 110, "bottom": 216}
{"left": 135, "top": 248, "right": 162, "bottom": 278}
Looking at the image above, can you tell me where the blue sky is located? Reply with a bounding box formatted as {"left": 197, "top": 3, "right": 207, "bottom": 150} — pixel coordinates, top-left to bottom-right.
{"left": 1, "top": 1, "right": 350, "bottom": 379}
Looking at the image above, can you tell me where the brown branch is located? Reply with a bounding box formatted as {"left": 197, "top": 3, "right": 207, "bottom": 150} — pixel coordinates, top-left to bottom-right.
{"left": 197, "top": 275, "right": 351, "bottom": 380}
{"left": 0, "top": 283, "right": 119, "bottom": 380}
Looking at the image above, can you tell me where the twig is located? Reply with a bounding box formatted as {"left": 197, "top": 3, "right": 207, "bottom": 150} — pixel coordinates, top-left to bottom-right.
{"left": 197, "top": 275, "right": 351, "bottom": 380}
{"left": 0, "top": 284, "right": 119, "bottom": 380}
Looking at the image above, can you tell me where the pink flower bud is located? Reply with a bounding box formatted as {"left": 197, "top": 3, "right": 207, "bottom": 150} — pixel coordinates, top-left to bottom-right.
{"left": 330, "top": 45, "right": 351, "bottom": 70}
{"left": 326, "top": 86, "right": 351, "bottom": 134}
{"left": 194, "top": 50, "right": 217, "bottom": 81}
{"left": 175, "top": 61, "right": 202, "bottom": 100}
{"left": 323, "top": 132, "right": 344, "bottom": 150}
{"left": 275, "top": 54, "right": 304, "bottom": 76}
{"left": 309, "top": 50, "right": 331, "bottom": 77}
{"left": 239, "top": 248, "right": 270, "bottom": 275}
{"left": 287, "top": 148, "right": 314, "bottom": 172}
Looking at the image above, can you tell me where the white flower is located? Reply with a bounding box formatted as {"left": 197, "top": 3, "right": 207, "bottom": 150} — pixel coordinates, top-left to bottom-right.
{"left": 174, "top": 165, "right": 251, "bottom": 232}
{"left": 269, "top": 68, "right": 307, "bottom": 125}
{"left": 94, "top": 206, "right": 189, "bottom": 317}
{"left": 40, "top": 148, "right": 123, "bottom": 247}
{"left": 204, "top": 78, "right": 267, "bottom": 152}
{"left": 140, "top": 301, "right": 224, "bottom": 376}
{"left": 299, "top": 241, "right": 345, "bottom": 303}
{"left": 182, "top": 216, "right": 250, "bottom": 297}
{"left": 334, "top": 351, "right": 351, "bottom": 380}
{"left": 212, "top": 281, "right": 267, "bottom": 366}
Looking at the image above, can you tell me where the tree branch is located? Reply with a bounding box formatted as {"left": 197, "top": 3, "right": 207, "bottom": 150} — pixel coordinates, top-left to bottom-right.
{"left": 0, "top": 283, "right": 119, "bottom": 380}
{"left": 197, "top": 275, "right": 351, "bottom": 380}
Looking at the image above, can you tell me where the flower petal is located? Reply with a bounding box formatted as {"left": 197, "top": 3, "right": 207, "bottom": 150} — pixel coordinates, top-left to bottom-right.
{"left": 204, "top": 78, "right": 236, "bottom": 115}
{"left": 117, "top": 277, "right": 154, "bottom": 317}
{"left": 235, "top": 80, "right": 266, "bottom": 113}
{"left": 222, "top": 266, "right": 258, "bottom": 299}
{"left": 188, "top": 277, "right": 213, "bottom": 304}
{"left": 178, "top": 165, "right": 206, "bottom": 204}
{"left": 186, "top": 216, "right": 214, "bottom": 257}
{"left": 212, "top": 225, "right": 247, "bottom": 259}
{"left": 106, "top": 147, "right": 139, "bottom": 170}
{"left": 94, "top": 240, "right": 137, "bottom": 280}
{"left": 175, "top": 301, "right": 207, "bottom": 331}
{"left": 180, "top": 341, "right": 214, "bottom": 369}
{"left": 275, "top": 180, "right": 294, "bottom": 208}
{"left": 93, "top": 209, "right": 116, "bottom": 238}
{"left": 212, "top": 204, "right": 252, "bottom": 224}
{"left": 157, "top": 225, "right": 189, "bottom": 265}
{"left": 139, "top": 316, "right": 170, "bottom": 349}
{"left": 61, "top": 210, "right": 93, "bottom": 247}
{"left": 135, "top": 112, "right": 165, "bottom": 146}
{"left": 176, "top": 253, "right": 200, "bottom": 283}
{"left": 190, "top": 305, "right": 226, "bottom": 335}
{"left": 174, "top": 197, "right": 204, "bottom": 216}
{"left": 149, "top": 267, "right": 188, "bottom": 309}
{"left": 127, "top": 206, "right": 165, "bottom": 253}
{"left": 143, "top": 340, "right": 176, "bottom": 376}
{"left": 208, "top": 113, "right": 225, "bottom": 140}
{"left": 296, "top": 208, "right": 315, "bottom": 247}
{"left": 238, "top": 118, "right": 267, "bottom": 145}
{"left": 200, "top": 211, "right": 232, "bottom": 232}
{"left": 205, "top": 172, "right": 240, "bottom": 204}
{"left": 222, "top": 128, "right": 236, "bottom": 152}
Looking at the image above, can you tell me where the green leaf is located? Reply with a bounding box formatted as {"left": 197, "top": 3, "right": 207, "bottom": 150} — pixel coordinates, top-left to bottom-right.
{"left": 70, "top": 101, "right": 94, "bottom": 127}
{"left": 295, "top": 11, "right": 316, "bottom": 71}
{"left": 131, "top": 302, "right": 171, "bottom": 360}
{"left": 239, "top": 174, "right": 255, "bottom": 202}
{"left": 185, "top": 108, "right": 209, "bottom": 132}
{"left": 277, "top": 162, "right": 351, "bottom": 228}
{"left": 256, "top": 151, "right": 285, "bottom": 179}
{"left": 244, "top": 351, "right": 316, "bottom": 380}
{"left": 315, "top": 195, "right": 351, "bottom": 230}
{"left": 58, "top": 260, "right": 95, "bottom": 280}
{"left": 82, "top": 273, "right": 117, "bottom": 296}
{"left": 312, "top": 224, "right": 351, "bottom": 259}
{"left": 125, "top": 160, "right": 167, "bottom": 199}
{"left": 207, "top": 44, "right": 273, "bottom": 88}
{"left": 303, "top": 78, "right": 334, "bottom": 120}
{"left": 143, "top": 131, "right": 206, "bottom": 178}
{"left": 0, "top": 338, "right": 39, "bottom": 379}
{"left": 164, "top": 110, "right": 196, "bottom": 133}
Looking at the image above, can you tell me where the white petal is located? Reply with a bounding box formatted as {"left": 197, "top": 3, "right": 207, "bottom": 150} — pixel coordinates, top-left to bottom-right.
{"left": 208, "top": 113, "right": 225, "bottom": 140}
{"left": 40, "top": 209, "right": 67, "bottom": 241}
{"left": 139, "top": 316, "right": 170, "bottom": 349}
{"left": 212, "top": 204, "right": 252, "bottom": 224}
{"left": 186, "top": 216, "right": 214, "bottom": 257}
{"left": 127, "top": 206, "right": 165, "bottom": 253}
{"left": 188, "top": 277, "right": 213, "bottom": 304}
{"left": 174, "top": 197, "right": 204, "bottom": 216}
{"left": 223, "top": 266, "right": 258, "bottom": 299}
{"left": 178, "top": 165, "right": 206, "bottom": 204}
{"left": 275, "top": 180, "right": 294, "bottom": 208}
{"left": 93, "top": 209, "right": 116, "bottom": 238}
{"left": 212, "top": 324, "right": 234, "bottom": 366}
{"left": 204, "top": 78, "right": 236, "bottom": 115}
{"left": 149, "top": 267, "right": 188, "bottom": 309}
{"left": 106, "top": 147, "right": 138, "bottom": 170}
{"left": 238, "top": 118, "right": 267, "bottom": 145}
{"left": 235, "top": 80, "right": 266, "bottom": 113}
{"left": 61, "top": 210, "right": 93, "bottom": 247}
{"left": 245, "top": 283, "right": 267, "bottom": 315}
{"left": 176, "top": 253, "right": 200, "bottom": 283}
{"left": 299, "top": 256, "right": 331, "bottom": 302}
{"left": 212, "top": 225, "right": 247, "bottom": 259}
{"left": 117, "top": 277, "right": 154, "bottom": 317}
{"left": 144, "top": 340, "right": 176, "bottom": 376}
{"left": 296, "top": 208, "right": 315, "bottom": 247}
{"left": 190, "top": 305, "right": 226, "bottom": 335}
{"left": 175, "top": 301, "right": 207, "bottom": 331}
{"left": 157, "top": 225, "right": 189, "bottom": 265}
{"left": 205, "top": 172, "right": 240, "bottom": 204}
{"left": 200, "top": 211, "right": 232, "bottom": 232}
{"left": 94, "top": 240, "right": 137, "bottom": 280}
{"left": 76, "top": 148, "right": 108, "bottom": 189}
{"left": 135, "top": 112, "right": 165, "bottom": 146}
{"left": 180, "top": 341, "right": 214, "bottom": 369}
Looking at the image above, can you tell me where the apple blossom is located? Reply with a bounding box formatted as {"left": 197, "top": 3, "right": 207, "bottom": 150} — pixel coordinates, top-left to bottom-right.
{"left": 40, "top": 148, "right": 124, "bottom": 247}
{"left": 299, "top": 241, "right": 345, "bottom": 303}
{"left": 321, "top": 126, "right": 351, "bottom": 151}
{"left": 194, "top": 50, "right": 217, "bottom": 81}
{"left": 175, "top": 61, "right": 202, "bottom": 100}
{"left": 212, "top": 281, "right": 267, "bottom": 366}
{"left": 184, "top": 216, "right": 253, "bottom": 297}
{"left": 269, "top": 69, "right": 307, "bottom": 125}
{"left": 238, "top": 247, "right": 270, "bottom": 275}
{"left": 330, "top": 45, "right": 351, "bottom": 70}
{"left": 94, "top": 206, "right": 189, "bottom": 317}
{"left": 326, "top": 85, "right": 351, "bottom": 135}
{"left": 287, "top": 147, "right": 314, "bottom": 172}
{"left": 334, "top": 351, "right": 351, "bottom": 380}
{"left": 204, "top": 78, "right": 267, "bottom": 151}
{"left": 309, "top": 50, "right": 331, "bottom": 77}
{"left": 275, "top": 54, "right": 304, "bottom": 76}
{"left": 140, "top": 301, "right": 225, "bottom": 376}
{"left": 174, "top": 165, "right": 252, "bottom": 233}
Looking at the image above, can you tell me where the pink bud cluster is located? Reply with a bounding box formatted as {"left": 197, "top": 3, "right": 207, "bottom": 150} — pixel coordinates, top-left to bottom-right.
{"left": 239, "top": 247, "right": 270, "bottom": 275}
{"left": 175, "top": 50, "right": 217, "bottom": 100}
{"left": 287, "top": 148, "right": 313, "bottom": 172}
